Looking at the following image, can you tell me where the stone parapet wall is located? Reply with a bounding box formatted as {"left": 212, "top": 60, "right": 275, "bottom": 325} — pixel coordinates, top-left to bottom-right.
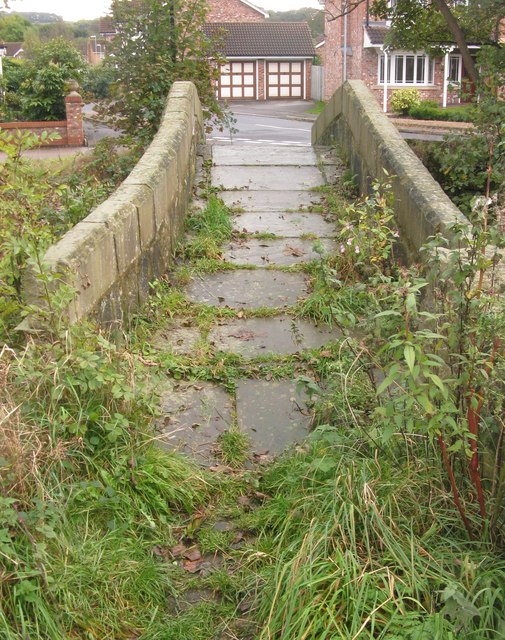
{"left": 312, "top": 80, "right": 469, "bottom": 258}
{"left": 25, "top": 82, "right": 203, "bottom": 326}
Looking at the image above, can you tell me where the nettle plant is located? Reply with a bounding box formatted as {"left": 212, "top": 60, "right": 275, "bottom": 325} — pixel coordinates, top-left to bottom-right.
{"left": 372, "top": 204, "right": 504, "bottom": 539}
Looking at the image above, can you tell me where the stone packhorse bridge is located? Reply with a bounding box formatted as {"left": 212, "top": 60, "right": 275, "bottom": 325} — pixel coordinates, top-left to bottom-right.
{"left": 26, "top": 80, "right": 477, "bottom": 326}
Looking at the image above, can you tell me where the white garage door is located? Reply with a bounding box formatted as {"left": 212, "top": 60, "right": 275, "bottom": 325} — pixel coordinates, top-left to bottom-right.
{"left": 267, "top": 61, "right": 304, "bottom": 99}
{"left": 218, "top": 61, "right": 256, "bottom": 100}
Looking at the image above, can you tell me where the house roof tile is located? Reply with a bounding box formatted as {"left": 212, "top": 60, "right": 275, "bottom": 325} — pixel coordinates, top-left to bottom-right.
{"left": 365, "top": 24, "right": 389, "bottom": 46}
{"left": 0, "top": 42, "right": 23, "bottom": 57}
{"left": 202, "top": 22, "right": 316, "bottom": 57}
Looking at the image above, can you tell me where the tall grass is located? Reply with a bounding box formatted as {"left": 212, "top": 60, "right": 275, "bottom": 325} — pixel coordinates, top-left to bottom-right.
{"left": 250, "top": 429, "right": 505, "bottom": 639}
{"left": 0, "top": 331, "right": 214, "bottom": 639}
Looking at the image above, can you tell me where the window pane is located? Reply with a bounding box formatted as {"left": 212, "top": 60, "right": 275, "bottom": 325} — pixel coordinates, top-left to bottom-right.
{"left": 405, "top": 56, "right": 414, "bottom": 82}
{"left": 449, "top": 55, "right": 460, "bottom": 82}
{"left": 379, "top": 55, "right": 384, "bottom": 83}
{"left": 416, "top": 57, "right": 425, "bottom": 83}
{"left": 395, "top": 56, "right": 403, "bottom": 83}
{"left": 428, "top": 59, "right": 434, "bottom": 83}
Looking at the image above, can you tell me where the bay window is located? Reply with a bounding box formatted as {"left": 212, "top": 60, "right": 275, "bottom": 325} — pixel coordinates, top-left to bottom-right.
{"left": 379, "top": 52, "right": 434, "bottom": 85}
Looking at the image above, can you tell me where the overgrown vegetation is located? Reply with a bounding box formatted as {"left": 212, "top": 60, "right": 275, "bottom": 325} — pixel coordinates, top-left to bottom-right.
{"left": 1, "top": 18, "right": 504, "bottom": 630}
{"left": 0, "top": 38, "right": 85, "bottom": 122}
{"left": 0, "top": 131, "right": 138, "bottom": 341}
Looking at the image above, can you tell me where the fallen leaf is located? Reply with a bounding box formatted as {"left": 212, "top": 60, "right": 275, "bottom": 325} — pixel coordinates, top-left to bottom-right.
{"left": 319, "top": 350, "right": 332, "bottom": 358}
{"left": 210, "top": 465, "right": 234, "bottom": 474}
{"left": 230, "top": 330, "right": 258, "bottom": 341}
{"left": 283, "top": 245, "right": 306, "bottom": 257}
{"left": 183, "top": 559, "right": 203, "bottom": 574}
{"left": 170, "top": 543, "right": 187, "bottom": 557}
{"left": 183, "top": 547, "right": 202, "bottom": 562}
{"left": 265, "top": 372, "right": 273, "bottom": 381}
{"left": 236, "top": 310, "right": 244, "bottom": 319}
{"left": 237, "top": 495, "right": 252, "bottom": 508}
{"left": 152, "top": 545, "right": 165, "bottom": 558}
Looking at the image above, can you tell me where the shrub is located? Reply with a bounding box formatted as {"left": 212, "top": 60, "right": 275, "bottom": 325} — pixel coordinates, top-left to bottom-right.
{"left": 408, "top": 102, "right": 473, "bottom": 122}
{"left": 390, "top": 88, "right": 421, "bottom": 115}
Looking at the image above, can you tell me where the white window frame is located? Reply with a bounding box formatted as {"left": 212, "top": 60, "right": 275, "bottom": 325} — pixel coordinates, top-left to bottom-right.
{"left": 447, "top": 54, "right": 462, "bottom": 84}
{"left": 378, "top": 51, "right": 435, "bottom": 86}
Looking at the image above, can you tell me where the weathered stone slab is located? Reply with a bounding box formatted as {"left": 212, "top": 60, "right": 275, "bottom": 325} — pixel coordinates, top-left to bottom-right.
{"left": 86, "top": 197, "right": 140, "bottom": 276}
{"left": 212, "top": 145, "right": 318, "bottom": 166}
{"left": 221, "top": 190, "right": 323, "bottom": 212}
{"left": 157, "top": 382, "right": 233, "bottom": 465}
{"left": 233, "top": 211, "right": 335, "bottom": 237}
{"left": 185, "top": 270, "right": 308, "bottom": 309}
{"left": 223, "top": 238, "right": 337, "bottom": 266}
{"left": 208, "top": 316, "right": 340, "bottom": 357}
{"left": 212, "top": 166, "right": 324, "bottom": 191}
{"left": 236, "top": 380, "right": 312, "bottom": 455}
{"left": 152, "top": 320, "right": 201, "bottom": 355}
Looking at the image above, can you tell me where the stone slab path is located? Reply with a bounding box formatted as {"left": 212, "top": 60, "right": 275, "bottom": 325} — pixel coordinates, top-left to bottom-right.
{"left": 157, "top": 143, "right": 343, "bottom": 466}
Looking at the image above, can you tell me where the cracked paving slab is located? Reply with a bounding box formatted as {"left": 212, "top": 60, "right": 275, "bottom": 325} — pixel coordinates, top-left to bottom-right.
{"left": 212, "top": 166, "right": 325, "bottom": 191}
{"left": 223, "top": 237, "right": 337, "bottom": 266}
{"left": 157, "top": 382, "right": 233, "bottom": 466}
{"left": 236, "top": 379, "right": 312, "bottom": 456}
{"left": 208, "top": 315, "right": 341, "bottom": 357}
{"left": 233, "top": 211, "right": 335, "bottom": 238}
{"left": 186, "top": 270, "right": 308, "bottom": 309}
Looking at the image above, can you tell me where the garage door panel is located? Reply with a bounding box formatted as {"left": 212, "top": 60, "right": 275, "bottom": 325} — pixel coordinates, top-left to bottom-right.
{"left": 267, "top": 61, "right": 304, "bottom": 99}
{"left": 218, "top": 61, "right": 256, "bottom": 100}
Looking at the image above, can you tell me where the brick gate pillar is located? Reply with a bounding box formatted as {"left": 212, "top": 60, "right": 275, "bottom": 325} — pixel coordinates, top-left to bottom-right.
{"left": 65, "top": 82, "right": 85, "bottom": 146}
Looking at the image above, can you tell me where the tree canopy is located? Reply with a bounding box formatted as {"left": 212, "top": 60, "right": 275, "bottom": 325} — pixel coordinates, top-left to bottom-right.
{"left": 0, "top": 13, "right": 31, "bottom": 41}
{"left": 103, "top": 0, "right": 226, "bottom": 146}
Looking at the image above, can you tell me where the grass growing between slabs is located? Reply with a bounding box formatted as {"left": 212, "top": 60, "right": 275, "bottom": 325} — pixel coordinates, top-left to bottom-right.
{"left": 2, "top": 164, "right": 505, "bottom": 639}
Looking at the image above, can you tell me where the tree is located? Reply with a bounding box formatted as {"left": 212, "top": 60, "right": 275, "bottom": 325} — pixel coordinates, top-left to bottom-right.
{"left": 18, "top": 38, "right": 85, "bottom": 121}
{"left": 0, "top": 13, "right": 31, "bottom": 41}
{"left": 103, "top": 0, "right": 226, "bottom": 146}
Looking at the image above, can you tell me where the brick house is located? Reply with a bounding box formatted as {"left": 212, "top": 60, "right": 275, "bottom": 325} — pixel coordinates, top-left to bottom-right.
{"left": 323, "top": 0, "right": 477, "bottom": 110}
{"left": 203, "top": 22, "right": 316, "bottom": 100}
{"left": 207, "top": 0, "right": 268, "bottom": 22}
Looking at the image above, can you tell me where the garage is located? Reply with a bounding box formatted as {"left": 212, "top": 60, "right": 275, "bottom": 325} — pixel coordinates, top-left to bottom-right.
{"left": 203, "top": 22, "right": 315, "bottom": 101}
{"left": 218, "top": 61, "right": 256, "bottom": 100}
{"left": 266, "top": 61, "right": 303, "bottom": 98}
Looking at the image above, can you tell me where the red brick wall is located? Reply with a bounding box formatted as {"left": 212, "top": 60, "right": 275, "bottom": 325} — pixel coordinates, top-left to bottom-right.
{"left": 207, "top": 0, "right": 266, "bottom": 22}
{"left": 0, "top": 121, "right": 69, "bottom": 145}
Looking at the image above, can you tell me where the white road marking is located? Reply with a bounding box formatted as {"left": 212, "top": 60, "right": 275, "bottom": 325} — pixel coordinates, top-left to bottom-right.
{"left": 255, "top": 124, "right": 311, "bottom": 132}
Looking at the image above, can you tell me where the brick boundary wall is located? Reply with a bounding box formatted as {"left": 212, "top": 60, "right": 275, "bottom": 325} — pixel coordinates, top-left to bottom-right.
{"left": 0, "top": 120, "right": 69, "bottom": 146}
{"left": 24, "top": 82, "right": 204, "bottom": 327}
{"left": 0, "top": 90, "right": 85, "bottom": 147}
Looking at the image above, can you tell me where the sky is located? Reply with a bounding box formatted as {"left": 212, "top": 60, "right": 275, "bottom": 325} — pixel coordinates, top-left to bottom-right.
{"left": 6, "top": 0, "right": 321, "bottom": 22}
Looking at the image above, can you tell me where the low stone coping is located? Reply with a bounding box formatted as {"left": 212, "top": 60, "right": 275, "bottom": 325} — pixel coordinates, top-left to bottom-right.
{"left": 24, "top": 81, "right": 203, "bottom": 327}
{"left": 312, "top": 80, "right": 470, "bottom": 258}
